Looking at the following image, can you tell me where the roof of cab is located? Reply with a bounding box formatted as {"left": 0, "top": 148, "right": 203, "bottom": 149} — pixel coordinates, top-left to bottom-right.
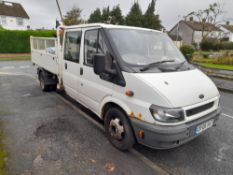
{"left": 60, "top": 23, "right": 162, "bottom": 33}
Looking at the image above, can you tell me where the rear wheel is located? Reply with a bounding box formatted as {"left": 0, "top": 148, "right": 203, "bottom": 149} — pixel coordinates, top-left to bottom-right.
{"left": 50, "top": 84, "right": 57, "bottom": 91}
{"left": 39, "top": 73, "right": 49, "bottom": 92}
{"left": 104, "top": 107, "right": 135, "bottom": 151}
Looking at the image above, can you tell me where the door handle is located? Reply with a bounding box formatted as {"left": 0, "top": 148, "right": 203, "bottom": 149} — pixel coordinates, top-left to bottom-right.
{"left": 65, "top": 63, "right": 67, "bottom": 70}
{"left": 80, "top": 67, "right": 83, "bottom": 75}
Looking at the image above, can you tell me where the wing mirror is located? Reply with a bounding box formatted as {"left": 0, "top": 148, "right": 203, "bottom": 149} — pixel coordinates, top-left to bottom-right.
{"left": 93, "top": 54, "right": 117, "bottom": 76}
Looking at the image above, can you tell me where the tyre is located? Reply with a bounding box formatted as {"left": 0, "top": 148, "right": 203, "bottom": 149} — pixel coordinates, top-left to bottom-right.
{"left": 50, "top": 84, "right": 57, "bottom": 91}
{"left": 39, "top": 73, "right": 49, "bottom": 92}
{"left": 104, "top": 107, "right": 135, "bottom": 151}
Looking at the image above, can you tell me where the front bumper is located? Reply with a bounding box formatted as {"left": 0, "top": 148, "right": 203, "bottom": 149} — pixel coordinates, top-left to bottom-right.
{"left": 131, "top": 108, "right": 221, "bottom": 149}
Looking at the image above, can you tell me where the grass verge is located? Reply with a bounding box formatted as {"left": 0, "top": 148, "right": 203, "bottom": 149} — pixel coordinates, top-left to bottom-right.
{"left": 199, "top": 63, "right": 233, "bottom": 71}
{"left": 0, "top": 56, "right": 31, "bottom": 61}
{"left": 0, "top": 124, "right": 7, "bottom": 175}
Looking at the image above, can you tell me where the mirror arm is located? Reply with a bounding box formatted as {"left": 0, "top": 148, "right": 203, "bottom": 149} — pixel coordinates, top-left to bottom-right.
{"left": 105, "top": 68, "right": 117, "bottom": 75}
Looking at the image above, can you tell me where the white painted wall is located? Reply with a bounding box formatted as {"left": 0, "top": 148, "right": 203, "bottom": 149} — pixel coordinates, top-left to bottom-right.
{"left": 193, "top": 31, "right": 222, "bottom": 43}
{"left": 0, "top": 15, "right": 29, "bottom": 30}
{"left": 173, "top": 41, "right": 183, "bottom": 48}
{"left": 220, "top": 26, "right": 233, "bottom": 42}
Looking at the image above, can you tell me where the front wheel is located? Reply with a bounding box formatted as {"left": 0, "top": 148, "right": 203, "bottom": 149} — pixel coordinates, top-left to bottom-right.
{"left": 104, "top": 107, "right": 135, "bottom": 151}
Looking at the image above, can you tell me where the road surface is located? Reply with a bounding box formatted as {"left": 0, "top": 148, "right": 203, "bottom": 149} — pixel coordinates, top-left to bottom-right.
{"left": 0, "top": 61, "right": 232, "bottom": 175}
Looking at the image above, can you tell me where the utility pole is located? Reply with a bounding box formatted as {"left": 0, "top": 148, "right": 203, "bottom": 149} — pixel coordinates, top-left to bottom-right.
{"left": 56, "top": 0, "right": 63, "bottom": 24}
{"left": 176, "top": 15, "right": 181, "bottom": 43}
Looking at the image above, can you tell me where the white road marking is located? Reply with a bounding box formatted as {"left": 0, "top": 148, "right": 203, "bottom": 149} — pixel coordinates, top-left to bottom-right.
{"left": 222, "top": 113, "right": 233, "bottom": 119}
{"left": 19, "top": 65, "right": 30, "bottom": 69}
{"left": 0, "top": 71, "right": 37, "bottom": 80}
{"left": 1, "top": 66, "right": 15, "bottom": 70}
{"left": 55, "top": 93, "right": 170, "bottom": 175}
{"left": 23, "top": 93, "right": 32, "bottom": 97}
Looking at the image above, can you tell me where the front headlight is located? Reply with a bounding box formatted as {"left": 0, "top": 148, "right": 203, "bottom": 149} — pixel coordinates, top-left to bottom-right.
{"left": 149, "top": 105, "right": 185, "bottom": 123}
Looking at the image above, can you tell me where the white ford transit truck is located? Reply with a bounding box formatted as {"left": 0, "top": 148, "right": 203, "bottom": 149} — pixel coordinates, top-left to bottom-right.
{"left": 31, "top": 23, "right": 221, "bottom": 150}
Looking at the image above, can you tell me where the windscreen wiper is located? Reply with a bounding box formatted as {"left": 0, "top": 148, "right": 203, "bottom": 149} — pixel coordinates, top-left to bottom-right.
{"left": 140, "top": 59, "right": 175, "bottom": 72}
{"left": 175, "top": 61, "right": 186, "bottom": 70}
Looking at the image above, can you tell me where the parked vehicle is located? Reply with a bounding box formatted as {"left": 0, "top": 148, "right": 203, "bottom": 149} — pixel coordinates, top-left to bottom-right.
{"left": 31, "top": 24, "right": 221, "bottom": 150}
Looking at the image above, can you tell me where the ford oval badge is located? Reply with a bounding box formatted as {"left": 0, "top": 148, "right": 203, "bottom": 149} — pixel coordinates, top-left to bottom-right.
{"left": 199, "top": 94, "right": 204, "bottom": 99}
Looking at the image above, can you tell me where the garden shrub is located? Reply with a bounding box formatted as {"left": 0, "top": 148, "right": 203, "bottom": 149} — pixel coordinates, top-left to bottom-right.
{"left": 180, "top": 44, "right": 195, "bottom": 61}
{"left": 200, "top": 38, "right": 233, "bottom": 51}
{"left": 200, "top": 38, "right": 220, "bottom": 51}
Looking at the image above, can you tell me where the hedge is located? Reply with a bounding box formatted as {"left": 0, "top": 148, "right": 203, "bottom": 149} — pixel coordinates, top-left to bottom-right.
{"left": 200, "top": 38, "right": 233, "bottom": 51}
{"left": 0, "top": 30, "right": 56, "bottom": 53}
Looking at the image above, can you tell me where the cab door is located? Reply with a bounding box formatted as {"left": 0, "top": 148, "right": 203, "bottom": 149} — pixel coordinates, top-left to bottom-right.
{"left": 62, "top": 29, "right": 82, "bottom": 99}
{"left": 79, "top": 28, "right": 114, "bottom": 114}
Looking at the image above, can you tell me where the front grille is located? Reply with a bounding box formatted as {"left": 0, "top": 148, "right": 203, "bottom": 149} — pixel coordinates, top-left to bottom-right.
{"left": 186, "top": 102, "right": 214, "bottom": 117}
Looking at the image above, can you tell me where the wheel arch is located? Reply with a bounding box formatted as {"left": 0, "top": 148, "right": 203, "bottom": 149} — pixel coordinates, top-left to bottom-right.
{"left": 100, "top": 98, "right": 131, "bottom": 120}
{"left": 101, "top": 99, "right": 137, "bottom": 147}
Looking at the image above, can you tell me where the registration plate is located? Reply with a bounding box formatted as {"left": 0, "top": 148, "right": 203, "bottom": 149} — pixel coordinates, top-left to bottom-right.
{"left": 195, "top": 120, "right": 214, "bottom": 135}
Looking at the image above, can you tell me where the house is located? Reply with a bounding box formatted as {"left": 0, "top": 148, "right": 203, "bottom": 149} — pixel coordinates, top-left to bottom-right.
{"left": 0, "top": 0, "right": 29, "bottom": 30}
{"left": 169, "top": 34, "right": 183, "bottom": 48}
{"left": 220, "top": 22, "right": 233, "bottom": 42}
{"left": 169, "top": 19, "right": 222, "bottom": 45}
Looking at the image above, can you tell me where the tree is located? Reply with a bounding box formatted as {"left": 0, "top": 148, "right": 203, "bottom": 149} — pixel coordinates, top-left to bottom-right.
{"left": 63, "top": 7, "right": 83, "bottom": 26}
{"left": 88, "top": 8, "right": 102, "bottom": 23}
{"left": 125, "top": 2, "right": 143, "bottom": 27}
{"left": 186, "top": 2, "right": 224, "bottom": 40}
{"left": 143, "top": 0, "right": 162, "bottom": 30}
{"left": 102, "top": 6, "right": 110, "bottom": 22}
{"left": 110, "top": 5, "right": 124, "bottom": 25}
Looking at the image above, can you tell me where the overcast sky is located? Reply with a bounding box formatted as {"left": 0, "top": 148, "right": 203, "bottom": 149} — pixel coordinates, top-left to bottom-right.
{"left": 12, "top": 0, "right": 233, "bottom": 30}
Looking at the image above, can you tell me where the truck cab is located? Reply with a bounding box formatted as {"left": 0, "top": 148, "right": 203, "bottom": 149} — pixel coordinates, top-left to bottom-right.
{"left": 31, "top": 23, "right": 221, "bottom": 150}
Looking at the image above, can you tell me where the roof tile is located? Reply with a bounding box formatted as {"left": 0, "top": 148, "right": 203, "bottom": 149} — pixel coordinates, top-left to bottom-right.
{"left": 0, "top": 1, "right": 29, "bottom": 19}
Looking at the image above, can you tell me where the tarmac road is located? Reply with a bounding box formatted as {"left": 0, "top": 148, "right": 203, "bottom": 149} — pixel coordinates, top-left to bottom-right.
{"left": 0, "top": 61, "right": 233, "bottom": 175}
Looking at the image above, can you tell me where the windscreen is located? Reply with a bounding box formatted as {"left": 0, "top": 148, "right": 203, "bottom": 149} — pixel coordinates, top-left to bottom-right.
{"left": 108, "top": 29, "right": 185, "bottom": 66}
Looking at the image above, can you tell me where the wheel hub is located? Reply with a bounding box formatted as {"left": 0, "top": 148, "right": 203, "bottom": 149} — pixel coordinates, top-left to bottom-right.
{"left": 109, "top": 118, "right": 125, "bottom": 140}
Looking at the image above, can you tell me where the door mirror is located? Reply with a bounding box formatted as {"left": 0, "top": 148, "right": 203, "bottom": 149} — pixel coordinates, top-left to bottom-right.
{"left": 93, "top": 54, "right": 106, "bottom": 75}
{"left": 93, "top": 54, "right": 117, "bottom": 76}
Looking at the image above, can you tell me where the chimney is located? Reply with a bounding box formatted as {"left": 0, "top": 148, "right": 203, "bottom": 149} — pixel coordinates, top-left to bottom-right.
{"left": 226, "top": 21, "right": 230, "bottom": 25}
{"left": 189, "top": 17, "right": 194, "bottom": 22}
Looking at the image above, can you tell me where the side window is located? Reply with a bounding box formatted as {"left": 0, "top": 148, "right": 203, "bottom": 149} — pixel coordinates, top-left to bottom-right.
{"left": 1, "top": 16, "right": 7, "bottom": 25}
{"left": 16, "top": 18, "right": 24, "bottom": 26}
{"left": 84, "top": 29, "right": 110, "bottom": 66}
{"left": 64, "top": 31, "right": 82, "bottom": 63}
{"left": 84, "top": 30, "right": 98, "bottom": 66}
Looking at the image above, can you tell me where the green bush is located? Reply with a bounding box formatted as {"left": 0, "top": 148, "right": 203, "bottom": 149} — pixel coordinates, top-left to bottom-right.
{"left": 200, "top": 38, "right": 220, "bottom": 51}
{"left": 218, "top": 42, "right": 233, "bottom": 50}
{"left": 0, "top": 30, "right": 56, "bottom": 53}
{"left": 200, "top": 38, "right": 233, "bottom": 51}
{"left": 180, "top": 44, "right": 195, "bottom": 61}
{"left": 202, "top": 53, "right": 209, "bottom": 58}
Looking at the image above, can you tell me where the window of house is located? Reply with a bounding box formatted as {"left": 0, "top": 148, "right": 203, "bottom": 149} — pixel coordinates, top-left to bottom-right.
{"left": 64, "top": 31, "right": 82, "bottom": 63}
{"left": 1, "top": 16, "right": 7, "bottom": 25}
{"left": 16, "top": 18, "right": 24, "bottom": 26}
{"left": 84, "top": 29, "right": 109, "bottom": 66}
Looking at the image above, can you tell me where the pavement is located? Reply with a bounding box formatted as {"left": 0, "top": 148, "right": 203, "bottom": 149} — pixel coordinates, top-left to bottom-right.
{"left": 0, "top": 61, "right": 233, "bottom": 175}
{"left": 211, "top": 77, "right": 233, "bottom": 92}
{"left": 192, "top": 63, "right": 233, "bottom": 93}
